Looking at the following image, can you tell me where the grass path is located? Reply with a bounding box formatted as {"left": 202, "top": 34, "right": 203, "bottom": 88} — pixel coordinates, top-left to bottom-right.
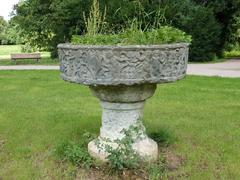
{"left": 0, "top": 71, "right": 240, "bottom": 179}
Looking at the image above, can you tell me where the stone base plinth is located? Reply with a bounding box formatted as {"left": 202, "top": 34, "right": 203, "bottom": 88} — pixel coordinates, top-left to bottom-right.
{"left": 88, "top": 137, "right": 158, "bottom": 162}
{"left": 87, "top": 98, "right": 158, "bottom": 162}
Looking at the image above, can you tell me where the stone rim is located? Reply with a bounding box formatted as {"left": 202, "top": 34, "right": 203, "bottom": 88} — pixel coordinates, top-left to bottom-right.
{"left": 58, "top": 43, "right": 189, "bottom": 86}
{"left": 61, "top": 74, "right": 186, "bottom": 86}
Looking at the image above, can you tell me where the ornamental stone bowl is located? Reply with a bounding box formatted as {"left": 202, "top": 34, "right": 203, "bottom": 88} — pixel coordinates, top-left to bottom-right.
{"left": 58, "top": 43, "right": 189, "bottom": 161}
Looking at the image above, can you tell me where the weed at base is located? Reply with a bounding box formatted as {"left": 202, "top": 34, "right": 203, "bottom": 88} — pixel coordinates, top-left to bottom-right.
{"left": 54, "top": 128, "right": 184, "bottom": 179}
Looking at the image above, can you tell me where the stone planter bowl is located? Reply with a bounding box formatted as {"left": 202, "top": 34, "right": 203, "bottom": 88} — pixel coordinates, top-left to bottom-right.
{"left": 58, "top": 43, "right": 189, "bottom": 161}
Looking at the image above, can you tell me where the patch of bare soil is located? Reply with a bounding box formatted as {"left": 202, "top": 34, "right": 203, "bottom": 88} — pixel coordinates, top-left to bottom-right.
{"left": 76, "top": 165, "right": 148, "bottom": 180}
{"left": 42, "top": 145, "right": 187, "bottom": 179}
{"left": 73, "top": 148, "right": 186, "bottom": 180}
{"left": 162, "top": 150, "right": 185, "bottom": 171}
{"left": 0, "top": 138, "right": 5, "bottom": 180}
{"left": 160, "top": 147, "right": 189, "bottom": 180}
{"left": 0, "top": 138, "right": 5, "bottom": 151}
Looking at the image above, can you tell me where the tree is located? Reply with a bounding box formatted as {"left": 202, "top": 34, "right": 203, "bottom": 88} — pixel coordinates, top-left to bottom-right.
{"left": 153, "top": 0, "right": 222, "bottom": 61}
{"left": 192, "top": 0, "right": 240, "bottom": 54}
{"left": 12, "top": 0, "right": 89, "bottom": 57}
{"left": 0, "top": 16, "right": 7, "bottom": 32}
{"left": 12, "top": 0, "right": 240, "bottom": 60}
{"left": 0, "top": 16, "right": 7, "bottom": 44}
{"left": 229, "top": 12, "right": 240, "bottom": 49}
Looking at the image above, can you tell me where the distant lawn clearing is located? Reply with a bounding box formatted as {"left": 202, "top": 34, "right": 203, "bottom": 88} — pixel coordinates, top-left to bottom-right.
{"left": 0, "top": 45, "right": 58, "bottom": 65}
{"left": 0, "top": 57, "right": 59, "bottom": 66}
{"left": 0, "top": 45, "right": 22, "bottom": 57}
{"left": 0, "top": 71, "right": 239, "bottom": 179}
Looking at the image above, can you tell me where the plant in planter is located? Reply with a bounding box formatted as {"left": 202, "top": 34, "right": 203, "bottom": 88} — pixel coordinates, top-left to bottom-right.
{"left": 58, "top": 0, "right": 191, "bottom": 162}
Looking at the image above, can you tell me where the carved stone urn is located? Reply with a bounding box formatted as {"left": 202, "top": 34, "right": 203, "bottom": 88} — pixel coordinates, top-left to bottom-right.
{"left": 58, "top": 43, "right": 189, "bottom": 161}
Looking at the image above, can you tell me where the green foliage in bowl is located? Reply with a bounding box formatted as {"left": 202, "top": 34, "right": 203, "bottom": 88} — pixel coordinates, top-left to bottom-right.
{"left": 71, "top": 26, "right": 191, "bottom": 45}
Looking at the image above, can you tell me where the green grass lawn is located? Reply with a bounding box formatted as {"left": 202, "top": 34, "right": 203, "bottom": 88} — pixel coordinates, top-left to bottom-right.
{"left": 0, "top": 71, "right": 240, "bottom": 179}
{"left": 0, "top": 45, "right": 22, "bottom": 57}
{"left": 0, "top": 45, "right": 58, "bottom": 65}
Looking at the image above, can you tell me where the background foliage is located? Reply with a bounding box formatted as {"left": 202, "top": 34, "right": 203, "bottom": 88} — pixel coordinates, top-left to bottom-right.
{"left": 10, "top": 0, "right": 240, "bottom": 61}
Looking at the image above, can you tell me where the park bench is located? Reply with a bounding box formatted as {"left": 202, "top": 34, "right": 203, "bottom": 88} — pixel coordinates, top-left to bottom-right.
{"left": 11, "top": 53, "right": 41, "bottom": 62}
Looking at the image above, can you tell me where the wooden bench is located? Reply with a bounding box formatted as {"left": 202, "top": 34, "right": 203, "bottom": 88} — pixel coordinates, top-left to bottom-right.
{"left": 11, "top": 53, "right": 41, "bottom": 62}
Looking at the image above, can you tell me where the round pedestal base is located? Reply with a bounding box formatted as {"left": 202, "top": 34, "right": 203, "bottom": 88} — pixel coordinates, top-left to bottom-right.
{"left": 88, "top": 84, "right": 159, "bottom": 162}
{"left": 88, "top": 137, "right": 158, "bottom": 162}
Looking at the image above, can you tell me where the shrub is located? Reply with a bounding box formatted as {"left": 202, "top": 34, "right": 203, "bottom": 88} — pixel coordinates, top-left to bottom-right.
{"left": 227, "top": 12, "right": 240, "bottom": 51}
{"left": 96, "top": 124, "right": 143, "bottom": 171}
{"left": 182, "top": 6, "right": 221, "bottom": 61}
{"left": 161, "top": 0, "right": 222, "bottom": 61}
{"left": 224, "top": 49, "right": 240, "bottom": 58}
{"left": 55, "top": 141, "right": 93, "bottom": 168}
{"left": 21, "top": 43, "right": 38, "bottom": 53}
{"left": 148, "top": 128, "right": 177, "bottom": 147}
{"left": 55, "top": 131, "right": 96, "bottom": 168}
{"left": 105, "top": 139, "right": 140, "bottom": 171}
{"left": 54, "top": 129, "right": 171, "bottom": 177}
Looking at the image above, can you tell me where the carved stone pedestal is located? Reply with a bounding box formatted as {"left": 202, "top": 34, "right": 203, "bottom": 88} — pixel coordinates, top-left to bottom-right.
{"left": 88, "top": 84, "right": 158, "bottom": 161}
{"left": 58, "top": 43, "right": 189, "bottom": 162}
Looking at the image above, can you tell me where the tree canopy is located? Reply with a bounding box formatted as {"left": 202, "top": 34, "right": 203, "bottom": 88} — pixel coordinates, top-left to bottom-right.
{"left": 12, "top": 0, "right": 240, "bottom": 61}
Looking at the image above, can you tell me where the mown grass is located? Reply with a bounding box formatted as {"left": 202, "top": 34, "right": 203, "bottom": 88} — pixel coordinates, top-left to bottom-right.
{"left": 0, "top": 45, "right": 22, "bottom": 57}
{"left": 0, "top": 45, "right": 58, "bottom": 65}
{"left": 0, "top": 71, "right": 240, "bottom": 179}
